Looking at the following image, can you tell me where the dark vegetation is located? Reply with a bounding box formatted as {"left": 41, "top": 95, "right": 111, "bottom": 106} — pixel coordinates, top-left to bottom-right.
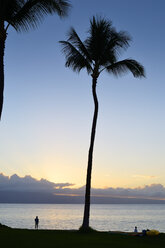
{"left": 0, "top": 228, "right": 164, "bottom": 248}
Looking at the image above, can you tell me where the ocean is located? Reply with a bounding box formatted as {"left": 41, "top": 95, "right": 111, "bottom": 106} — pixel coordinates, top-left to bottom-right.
{"left": 0, "top": 204, "right": 165, "bottom": 232}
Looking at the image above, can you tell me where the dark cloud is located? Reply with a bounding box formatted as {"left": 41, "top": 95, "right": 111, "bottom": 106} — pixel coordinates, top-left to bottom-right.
{"left": 0, "top": 173, "right": 73, "bottom": 192}
{"left": 0, "top": 173, "right": 165, "bottom": 201}
{"left": 56, "top": 184, "right": 165, "bottom": 199}
{"left": 91, "top": 184, "right": 165, "bottom": 199}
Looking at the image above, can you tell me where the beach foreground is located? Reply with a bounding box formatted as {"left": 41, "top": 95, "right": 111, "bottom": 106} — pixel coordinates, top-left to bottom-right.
{"left": 0, "top": 227, "right": 165, "bottom": 248}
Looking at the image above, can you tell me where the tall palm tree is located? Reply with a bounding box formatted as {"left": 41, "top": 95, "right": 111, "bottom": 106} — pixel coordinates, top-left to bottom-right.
{"left": 60, "top": 16, "right": 145, "bottom": 230}
{"left": 0, "top": 0, "right": 70, "bottom": 120}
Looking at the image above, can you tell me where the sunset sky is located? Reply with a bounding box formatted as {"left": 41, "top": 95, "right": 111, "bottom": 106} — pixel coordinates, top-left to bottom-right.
{"left": 0, "top": 0, "right": 165, "bottom": 189}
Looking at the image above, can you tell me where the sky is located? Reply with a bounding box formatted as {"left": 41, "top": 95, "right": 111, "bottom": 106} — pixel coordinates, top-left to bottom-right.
{"left": 0, "top": 0, "right": 165, "bottom": 190}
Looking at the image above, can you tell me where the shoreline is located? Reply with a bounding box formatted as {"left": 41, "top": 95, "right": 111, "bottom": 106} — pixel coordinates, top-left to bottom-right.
{"left": 0, "top": 223, "right": 161, "bottom": 235}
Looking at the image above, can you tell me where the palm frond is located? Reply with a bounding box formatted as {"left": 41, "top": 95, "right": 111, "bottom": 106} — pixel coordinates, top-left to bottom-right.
{"left": 106, "top": 31, "right": 131, "bottom": 58}
{"left": 106, "top": 59, "right": 145, "bottom": 78}
{"left": 0, "top": 0, "right": 23, "bottom": 22}
{"left": 60, "top": 16, "right": 145, "bottom": 80}
{"left": 59, "top": 40, "right": 92, "bottom": 74}
{"left": 89, "top": 16, "right": 113, "bottom": 37}
{"left": 67, "top": 28, "right": 93, "bottom": 65}
{"left": 10, "top": 0, "right": 70, "bottom": 32}
{"left": 85, "top": 16, "right": 131, "bottom": 67}
{"left": 85, "top": 16, "right": 113, "bottom": 63}
{"left": 99, "top": 31, "right": 131, "bottom": 66}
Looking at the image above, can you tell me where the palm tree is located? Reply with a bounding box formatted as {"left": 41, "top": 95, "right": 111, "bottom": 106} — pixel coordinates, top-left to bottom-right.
{"left": 60, "top": 16, "right": 145, "bottom": 230}
{"left": 0, "top": 0, "right": 70, "bottom": 120}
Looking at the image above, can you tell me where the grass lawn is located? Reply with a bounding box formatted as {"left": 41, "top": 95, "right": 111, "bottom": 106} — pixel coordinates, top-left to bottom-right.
{"left": 0, "top": 228, "right": 164, "bottom": 248}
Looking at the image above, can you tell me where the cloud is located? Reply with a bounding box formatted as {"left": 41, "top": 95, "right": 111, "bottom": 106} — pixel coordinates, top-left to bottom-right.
{"left": 0, "top": 173, "right": 74, "bottom": 192}
{"left": 0, "top": 173, "right": 165, "bottom": 200}
{"left": 90, "top": 184, "right": 165, "bottom": 199}
{"left": 57, "top": 184, "right": 165, "bottom": 199}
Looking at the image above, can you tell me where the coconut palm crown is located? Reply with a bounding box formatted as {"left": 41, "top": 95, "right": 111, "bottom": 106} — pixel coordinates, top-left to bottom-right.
{"left": 60, "top": 16, "right": 145, "bottom": 230}
{"left": 60, "top": 16, "right": 145, "bottom": 78}
{"left": 0, "top": 0, "right": 70, "bottom": 120}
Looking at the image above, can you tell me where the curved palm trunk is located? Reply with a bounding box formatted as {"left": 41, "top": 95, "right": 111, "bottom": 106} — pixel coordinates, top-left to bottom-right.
{"left": 82, "top": 77, "right": 98, "bottom": 229}
{"left": 0, "top": 21, "right": 6, "bottom": 121}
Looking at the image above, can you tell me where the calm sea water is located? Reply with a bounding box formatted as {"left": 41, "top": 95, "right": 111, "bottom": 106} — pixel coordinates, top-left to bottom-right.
{"left": 0, "top": 204, "right": 165, "bottom": 232}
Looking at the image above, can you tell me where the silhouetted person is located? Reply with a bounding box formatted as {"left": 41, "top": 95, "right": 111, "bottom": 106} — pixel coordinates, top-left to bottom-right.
{"left": 35, "top": 216, "right": 39, "bottom": 229}
{"left": 134, "top": 226, "right": 138, "bottom": 233}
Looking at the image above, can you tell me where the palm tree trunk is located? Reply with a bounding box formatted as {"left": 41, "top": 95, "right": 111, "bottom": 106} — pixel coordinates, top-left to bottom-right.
{"left": 82, "top": 77, "right": 98, "bottom": 229}
{"left": 0, "top": 21, "right": 6, "bottom": 121}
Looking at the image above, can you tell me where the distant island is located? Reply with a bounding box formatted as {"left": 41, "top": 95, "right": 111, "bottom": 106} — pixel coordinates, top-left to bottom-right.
{"left": 0, "top": 191, "right": 165, "bottom": 204}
